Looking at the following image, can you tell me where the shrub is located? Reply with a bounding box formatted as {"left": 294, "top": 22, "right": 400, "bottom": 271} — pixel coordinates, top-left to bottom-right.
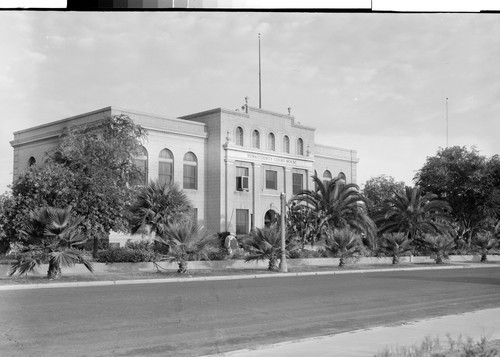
{"left": 125, "top": 240, "right": 153, "bottom": 251}
{"left": 324, "top": 227, "right": 363, "bottom": 267}
{"left": 96, "top": 241, "right": 155, "bottom": 263}
{"left": 423, "top": 234, "right": 455, "bottom": 264}
{"left": 471, "top": 231, "right": 499, "bottom": 262}
{"left": 288, "top": 248, "right": 329, "bottom": 259}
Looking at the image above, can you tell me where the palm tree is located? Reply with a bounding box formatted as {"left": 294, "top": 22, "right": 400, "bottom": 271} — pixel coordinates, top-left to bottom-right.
{"left": 10, "top": 206, "right": 93, "bottom": 279}
{"left": 471, "top": 231, "right": 498, "bottom": 262}
{"left": 380, "top": 232, "right": 412, "bottom": 265}
{"left": 156, "top": 220, "right": 217, "bottom": 274}
{"left": 128, "top": 181, "right": 193, "bottom": 241}
{"left": 245, "top": 226, "right": 298, "bottom": 271}
{"left": 293, "top": 175, "right": 377, "bottom": 249}
{"left": 423, "top": 234, "right": 455, "bottom": 264}
{"left": 324, "top": 227, "right": 363, "bottom": 267}
{"left": 375, "top": 186, "right": 452, "bottom": 251}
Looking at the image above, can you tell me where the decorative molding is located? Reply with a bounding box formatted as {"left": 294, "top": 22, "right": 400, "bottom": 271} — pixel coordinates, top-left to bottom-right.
{"left": 314, "top": 153, "right": 359, "bottom": 163}
{"left": 143, "top": 126, "right": 208, "bottom": 140}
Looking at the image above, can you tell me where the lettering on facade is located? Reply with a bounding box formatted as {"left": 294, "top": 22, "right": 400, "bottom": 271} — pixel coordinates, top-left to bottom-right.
{"left": 247, "top": 153, "right": 297, "bottom": 165}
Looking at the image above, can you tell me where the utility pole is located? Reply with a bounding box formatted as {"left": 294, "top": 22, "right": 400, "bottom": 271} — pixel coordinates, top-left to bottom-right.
{"left": 279, "top": 192, "right": 288, "bottom": 272}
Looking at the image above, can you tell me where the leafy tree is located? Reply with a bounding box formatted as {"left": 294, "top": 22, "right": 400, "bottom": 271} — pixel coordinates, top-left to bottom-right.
{"left": 9, "top": 206, "right": 93, "bottom": 279}
{"left": 293, "top": 175, "right": 377, "bottom": 248}
{"left": 415, "top": 146, "right": 494, "bottom": 243}
{"left": 156, "top": 219, "right": 217, "bottom": 274}
{"left": 471, "top": 231, "right": 498, "bottom": 262}
{"left": 379, "top": 232, "right": 412, "bottom": 265}
{"left": 127, "top": 181, "right": 193, "bottom": 240}
{"left": 244, "top": 226, "right": 298, "bottom": 271}
{"left": 323, "top": 227, "right": 363, "bottom": 267}
{"left": 482, "top": 155, "right": 500, "bottom": 222}
{"left": 1, "top": 164, "right": 81, "bottom": 249}
{"left": 375, "top": 186, "right": 452, "bottom": 251}
{"left": 50, "top": 114, "right": 147, "bottom": 254}
{"left": 423, "top": 234, "right": 455, "bottom": 264}
{"left": 286, "top": 201, "right": 321, "bottom": 249}
{"left": 362, "top": 175, "right": 405, "bottom": 209}
{"left": 1, "top": 115, "right": 146, "bottom": 255}
{"left": 0, "top": 193, "right": 12, "bottom": 253}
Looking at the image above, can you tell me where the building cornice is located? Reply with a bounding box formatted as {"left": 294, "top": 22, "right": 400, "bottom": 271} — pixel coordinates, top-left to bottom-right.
{"left": 143, "top": 126, "right": 208, "bottom": 139}
{"left": 314, "top": 153, "right": 360, "bottom": 163}
{"left": 315, "top": 143, "right": 358, "bottom": 154}
{"left": 112, "top": 106, "right": 206, "bottom": 127}
{"left": 13, "top": 107, "right": 112, "bottom": 135}
{"left": 179, "top": 107, "right": 250, "bottom": 120}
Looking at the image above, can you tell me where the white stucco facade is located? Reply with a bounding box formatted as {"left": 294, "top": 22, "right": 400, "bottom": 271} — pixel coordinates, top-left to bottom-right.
{"left": 11, "top": 104, "right": 359, "bottom": 236}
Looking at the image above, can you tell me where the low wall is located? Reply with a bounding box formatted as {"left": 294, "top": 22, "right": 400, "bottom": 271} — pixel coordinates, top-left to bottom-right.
{"left": 2, "top": 255, "right": 499, "bottom": 277}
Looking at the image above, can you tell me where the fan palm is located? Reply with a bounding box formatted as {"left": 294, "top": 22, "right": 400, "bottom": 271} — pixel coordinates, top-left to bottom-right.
{"left": 10, "top": 206, "right": 93, "bottom": 279}
{"left": 423, "top": 233, "right": 455, "bottom": 264}
{"left": 293, "top": 175, "right": 377, "bottom": 248}
{"left": 376, "top": 186, "right": 452, "bottom": 251}
{"left": 244, "top": 226, "right": 298, "bottom": 271}
{"left": 128, "top": 180, "right": 193, "bottom": 240}
{"left": 380, "top": 232, "right": 412, "bottom": 265}
{"left": 324, "top": 227, "right": 363, "bottom": 267}
{"left": 471, "top": 231, "right": 498, "bottom": 262}
{"left": 156, "top": 220, "right": 217, "bottom": 273}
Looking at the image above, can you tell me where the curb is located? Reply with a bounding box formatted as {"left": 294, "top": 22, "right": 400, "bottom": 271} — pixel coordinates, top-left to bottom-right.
{"left": 0, "top": 263, "right": 496, "bottom": 291}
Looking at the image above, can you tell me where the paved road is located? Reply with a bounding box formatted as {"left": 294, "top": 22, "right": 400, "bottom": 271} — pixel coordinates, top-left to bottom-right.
{"left": 1, "top": 267, "right": 499, "bottom": 356}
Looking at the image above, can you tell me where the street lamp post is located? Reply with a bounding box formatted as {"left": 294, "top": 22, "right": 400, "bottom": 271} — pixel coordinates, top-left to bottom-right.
{"left": 279, "top": 192, "right": 288, "bottom": 273}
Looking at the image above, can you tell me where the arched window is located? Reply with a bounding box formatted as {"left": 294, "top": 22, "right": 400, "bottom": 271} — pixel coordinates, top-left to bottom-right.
{"left": 283, "top": 135, "right": 290, "bottom": 153}
{"left": 133, "top": 146, "right": 148, "bottom": 186}
{"left": 268, "top": 133, "right": 275, "bottom": 151}
{"left": 28, "top": 157, "right": 36, "bottom": 167}
{"left": 338, "top": 172, "right": 346, "bottom": 181}
{"left": 323, "top": 170, "right": 332, "bottom": 187}
{"left": 235, "top": 127, "right": 244, "bottom": 146}
{"left": 158, "top": 149, "right": 174, "bottom": 185}
{"left": 183, "top": 152, "right": 198, "bottom": 190}
{"left": 297, "top": 138, "right": 304, "bottom": 155}
{"left": 252, "top": 130, "right": 260, "bottom": 149}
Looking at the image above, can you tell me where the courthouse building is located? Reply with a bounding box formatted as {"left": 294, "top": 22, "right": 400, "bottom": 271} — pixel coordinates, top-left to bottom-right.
{"left": 11, "top": 103, "right": 359, "bottom": 235}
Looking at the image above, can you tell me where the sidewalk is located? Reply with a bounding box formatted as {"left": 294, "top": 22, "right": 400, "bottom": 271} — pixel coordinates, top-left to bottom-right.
{"left": 209, "top": 308, "right": 500, "bottom": 357}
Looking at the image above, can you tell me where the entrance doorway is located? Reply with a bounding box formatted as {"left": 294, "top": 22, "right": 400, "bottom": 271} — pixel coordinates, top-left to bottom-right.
{"left": 264, "top": 209, "right": 279, "bottom": 228}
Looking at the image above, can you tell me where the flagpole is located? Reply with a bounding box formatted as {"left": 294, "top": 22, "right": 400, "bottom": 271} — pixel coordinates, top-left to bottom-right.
{"left": 446, "top": 97, "right": 449, "bottom": 147}
{"left": 258, "top": 33, "right": 262, "bottom": 109}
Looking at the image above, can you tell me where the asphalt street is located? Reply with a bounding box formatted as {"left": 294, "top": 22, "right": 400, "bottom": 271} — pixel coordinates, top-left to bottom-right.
{"left": 1, "top": 267, "right": 499, "bottom": 356}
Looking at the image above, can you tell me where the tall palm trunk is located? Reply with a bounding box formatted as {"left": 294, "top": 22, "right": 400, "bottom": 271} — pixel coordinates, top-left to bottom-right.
{"left": 392, "top": 254, "right": 400, "bottom": 265}
{"left": 481, "top": 254, "right": 487, "bottom": 262}
{"left": 268, "top": 254, "right": 278, "bottom": 271}
{"left": 339, "top": 257, "right": 345, "bottom": 267}
{"left": 177, "top": 260, "right": 188, "bottom": 274}
{"left": 47, "top": 261, "right": 61, "bottom": 280}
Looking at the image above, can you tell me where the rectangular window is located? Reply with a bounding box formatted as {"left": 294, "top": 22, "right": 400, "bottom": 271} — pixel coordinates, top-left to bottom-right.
{"left": 236, "top": 166, "right": 249, "bottom": 177}
{"left": 159, "top": 162, "right": 173, "bottom": 185}
{"left": 236, "top": 166, "right": 249, "bottom": 191}
{"left": 265, "top": 170, "right": 278, "bottom": 190}
{"left": 183, "top": 165, "right": 197, "bottom": 189}
{"left": 292, "top": 173, "right": 303, "bottom": 195}
{"left": 236, "top": 209, "right": 249, "bottom": 235}
{"left": 132, "top": 158, "right": 148, "bottom": 186}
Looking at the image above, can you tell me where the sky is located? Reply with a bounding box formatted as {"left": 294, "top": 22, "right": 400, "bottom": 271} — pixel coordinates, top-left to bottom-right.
{"left": 0, "top": 10, "right": 499, "bottom": 193}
